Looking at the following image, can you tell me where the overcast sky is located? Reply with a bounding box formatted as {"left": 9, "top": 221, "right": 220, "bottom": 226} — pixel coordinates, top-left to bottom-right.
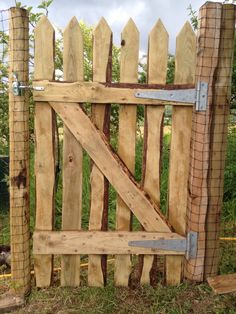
{"left": 1, "top": 0, "right": 226, "bottom": 55}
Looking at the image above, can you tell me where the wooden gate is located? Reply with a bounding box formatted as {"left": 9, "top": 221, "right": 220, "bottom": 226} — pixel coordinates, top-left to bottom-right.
{"left": 31, "top": 2, "right": 235, "bottom": 288}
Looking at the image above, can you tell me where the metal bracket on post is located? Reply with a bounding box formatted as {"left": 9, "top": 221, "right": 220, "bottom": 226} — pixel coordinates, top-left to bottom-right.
{"left": 128, "top": 231, "right": 198, "bottom": 260}
{"left": 195, "top": 81, "right": 208, "bottom": 111}
{"left": 134, "top": 81, "right": 208, "bottom": 112}
{"left": 12, "top": 72, "right": 44, "bottom": 96}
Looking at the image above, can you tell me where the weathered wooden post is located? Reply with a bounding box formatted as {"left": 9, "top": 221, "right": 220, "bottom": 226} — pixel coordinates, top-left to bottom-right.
{"left": 9, "top": 7, "right": 30, "bottom": 295}
{"left": 185, "top": 2, "right": 236, "bottom": 281}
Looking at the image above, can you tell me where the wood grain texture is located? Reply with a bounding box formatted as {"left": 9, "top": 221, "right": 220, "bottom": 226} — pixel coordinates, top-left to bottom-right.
{"left": 207, "top": 273, "right": 236, "bottom": 294}
{"left": 140, "top": 19, "right": 168, "bottom": 285}
{"left": 88, "top": 17, "right": 112, "bottom": 287}
{"left": 61, "top": 17, "right": 83, "bottom": 287}
{"left": 0, "top": 293, "right": 25, "bottom": 312}
{"left": 115, "top": 19, "right": 139, "bottom": 286}
{"left": 166, "top": 22, "right": 196, "bottom": 285}
{"left": 9, "top": 7, "right": 30, "bottom": 295}
{"left": 34, "top": 16, "right": 55, "bottom": 288}
{"left": 184, "top": 2, "right": 223, "bottom": 282}
{"left": 50, "top": 102, "right": 171, "bottom": 233}
{"left": 33, "top": 80, "right": 194, "bottom": 106}
{"left": 34, "top": 231, "right": 185, "bottom": 255}
{"left": 204, "top": 4, "right": 236, "bottom": 279}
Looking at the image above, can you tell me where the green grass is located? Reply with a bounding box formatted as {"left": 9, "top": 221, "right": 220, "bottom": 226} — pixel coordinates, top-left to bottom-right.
{"left": 11, "top": 279, "right": 236, "bottom": 314}
{"left": 1, "top": 129, "right": 236, "bottom": 314}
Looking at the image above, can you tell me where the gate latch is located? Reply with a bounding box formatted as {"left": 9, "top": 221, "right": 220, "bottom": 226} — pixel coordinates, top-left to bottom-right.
{"left": 135, "top": 81, "right": 208, "bottom": 112}
{"left": 128, "top": 231, "right": 198, "bottom": 260}
{"left": 12, "top": 72, "right": 44, "bottom": 96}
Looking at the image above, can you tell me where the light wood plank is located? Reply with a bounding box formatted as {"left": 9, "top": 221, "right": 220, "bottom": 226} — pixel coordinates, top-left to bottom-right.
{"left": 9, "top": 7, "right": 31, "bottom": 295}
{"left": 140, "top": 19, "right": 168, "bottom": 285}
{"left": 88, "top": 17, "right": 112, "bottom": 287}
{"left": 166, "top": 22, "right": 196, "bottom": 285}
{"left": 34, "top": 231, "right": 185, "bottom": 255}
{"left": 34, "top": 15, "right": 55, "bottom": 288}
{"left": 115, "top": 19, "right": 139, "bottom": 286}
{"left": 61, "top": 17, "right": 83, "bottom": 287}
{"left": 204, "top": 4, "right": 236, "bottom": 279}
{"left": 50, "top": 102, "right": 171, "bottom": 233}
{"left": 0, "top": 293, "right": 25, "bottom": 312}
{"left": 33, "top": 80, "right": 194, "bottom": 106}
{"left": 184, "top": 2, "right": 223, "bottom": 282}
{"left": 207, "top": 273, "right": 236, "bottom": 294}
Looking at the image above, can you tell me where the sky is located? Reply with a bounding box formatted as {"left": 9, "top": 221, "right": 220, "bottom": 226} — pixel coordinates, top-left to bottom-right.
{"left": 1, "top": 0, "right": 227, "bottom": 55}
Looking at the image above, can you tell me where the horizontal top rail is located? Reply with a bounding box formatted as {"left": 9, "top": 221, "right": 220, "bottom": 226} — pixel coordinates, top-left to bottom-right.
{"left": 32, "top": 80, "right": 196, "bottom": 106}
{"left": 34, "top": 81, "right": 195, "bottom": 90}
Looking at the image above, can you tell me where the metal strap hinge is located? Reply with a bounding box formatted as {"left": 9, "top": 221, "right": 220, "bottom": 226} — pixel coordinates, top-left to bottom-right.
{"left": 135, "top": 81, "right": 208, "bottom": 112}
{"left": 128, "top": 231, "right": 198, "bottom": 260}
{"left": 12, "top": 73, "right": 44, "bottom": 96}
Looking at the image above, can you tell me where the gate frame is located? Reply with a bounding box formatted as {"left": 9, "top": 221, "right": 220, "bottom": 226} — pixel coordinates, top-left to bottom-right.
{"left": 7, "top": 1, "right": 236, "bottom": 295}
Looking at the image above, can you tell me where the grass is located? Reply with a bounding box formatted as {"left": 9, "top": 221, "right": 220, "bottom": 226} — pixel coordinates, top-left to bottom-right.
{"left": 10, "top": 277, "right": 236, "bottom": 314}
{"left": 0, "top": 122, "right": 236, "bottom": 313}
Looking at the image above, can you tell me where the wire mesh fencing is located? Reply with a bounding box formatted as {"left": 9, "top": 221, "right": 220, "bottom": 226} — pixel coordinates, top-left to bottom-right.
{"left": 220, "top": 111, "right": 236, "bottom": 274}
{"left": 0, "top": 7, "right": 30, "bottom": 295}
{"left": 0, "top": 9, "right": 11, "bottom": 281}
{"left": 185, "top": 2, "right": 236, "bottom": 281}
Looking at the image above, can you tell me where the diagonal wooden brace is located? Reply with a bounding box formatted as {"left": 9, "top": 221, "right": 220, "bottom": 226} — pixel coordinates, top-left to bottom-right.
{"left": 49, "top": 102, "right": 171, "bottom": 232}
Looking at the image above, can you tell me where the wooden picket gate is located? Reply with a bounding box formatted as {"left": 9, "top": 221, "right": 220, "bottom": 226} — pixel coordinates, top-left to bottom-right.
{"left": 29, "top": 2, "right": 236, "bottom": 289}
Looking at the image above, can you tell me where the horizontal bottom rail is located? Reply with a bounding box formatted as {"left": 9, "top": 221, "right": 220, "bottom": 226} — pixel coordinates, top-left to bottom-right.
{"left": 33, "top": 231, "right": 186, "bottom": 255}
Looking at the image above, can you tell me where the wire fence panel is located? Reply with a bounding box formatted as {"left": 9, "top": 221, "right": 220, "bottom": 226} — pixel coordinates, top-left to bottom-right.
{"left": 0, "top": 7, "right": 30, "bottom": 296}
{"left": 0, "top": 9, "right": 11, "bottom": 286}
{"left": 185, "top": 2, "right": 236, "bottom": 281}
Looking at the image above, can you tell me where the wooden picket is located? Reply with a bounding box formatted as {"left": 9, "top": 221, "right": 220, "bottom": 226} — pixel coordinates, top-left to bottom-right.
{"left": 34, "top": 16, "right": 55, "bottom": 288}
{"left": 61, "top": 17, "right": 83, "bottom": 287}
{"left": 166, "top": 22, "right": 196, "bottom": 285}
{"left": 139, "top": 19, "right": 168, "bottom": 285}
{"left": 31, "top": 2, "right": 236, "bottom": 288}
{"left": 88, "top": 18, "right": 112, "bottom": 287}
{"left": 115, "top": 18, "right": 139, "bottom": 287}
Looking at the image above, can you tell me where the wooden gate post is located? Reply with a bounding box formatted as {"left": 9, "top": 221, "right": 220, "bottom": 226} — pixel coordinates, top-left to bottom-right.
{"left": 9, "top": 7, "right": 30, "bottom": 295}
{"left": 185, "top": 2, "right": 236, "bottom": 281}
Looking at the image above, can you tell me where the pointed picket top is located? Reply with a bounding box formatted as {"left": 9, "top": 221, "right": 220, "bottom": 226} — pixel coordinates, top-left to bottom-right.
{"left": 121, "top": 18, "right": 139, "bottom": 38}
{"left": 93, "top": 17, "right": 112, "bottom": 82}
{"left": 64, "top": 16, "right": 81, "bottom": 34}
{"left": 34, "top": 15, "right": 55, "bottom": 80}
{"left": 149, "top": 18, "right": 168, "bottom": 40}
{"left": 175, "top": 21, "right": 196, "bottom": 83}
{"left": 120, "top": 18, "right": 139, "bottom": 83}
{"left": 64, "top": 16, "right": 84, "bottom": 81}
{"left": 148, "top": 18, "right": 168, "bottom": 84}
{"left": 93, "top": 17, "right": 112, "bottom": 36}
{"left": 35, "top": 15, "right": 54, "bottom": 34}
{"left": 177, "top": 21, "right": 196, "bottom": 42}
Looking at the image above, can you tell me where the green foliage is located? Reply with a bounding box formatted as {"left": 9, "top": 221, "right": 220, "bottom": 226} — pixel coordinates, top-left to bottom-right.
{"left": 230, "top": 35, "right": 236, "bottom": 109}
{"left": 79, "top": 21, "right": 93, "bottom": 81}
{"left": 187, "top": 5, "right": 198, "bottom": 31}
{"left": 166, "top": 55, "right": 175, "bottom": 83}
{"left": 0, "top": 29, "right": 9, "bottom": 145}
{"left": 223, "top": 124, "right": 236, "bottom": 222}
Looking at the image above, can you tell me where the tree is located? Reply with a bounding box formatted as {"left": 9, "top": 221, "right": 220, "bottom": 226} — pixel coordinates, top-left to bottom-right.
{"left": 0, "top": 0, "right": 122, "bottom": 147}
